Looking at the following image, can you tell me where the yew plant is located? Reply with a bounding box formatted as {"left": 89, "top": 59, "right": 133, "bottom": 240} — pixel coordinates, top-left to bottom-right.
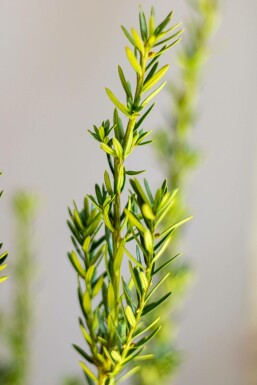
{"left": 0, "top": 172, "right": 8, "bottom": 284}
{"left": 67, "top": 8, "right": 191, "bottom": 385}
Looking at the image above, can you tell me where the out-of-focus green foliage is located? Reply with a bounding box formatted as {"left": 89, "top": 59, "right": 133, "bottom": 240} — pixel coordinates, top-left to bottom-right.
{"left": 61, "top": 376, "right": 86, "bottom": 385}
{"left": 67, "top": 7, "right": 191, "bottom": 385}
{"left": 0, "top": 191, "right": 38, "bottom": 385}
{"left": 132, "top": 1, "right": 220, "bottom": 385}
{"left": 0, "top": 189, "right": 86, "bottom": 385}
{"left": 0, "top": 172, "right": 8, "bottom": 283}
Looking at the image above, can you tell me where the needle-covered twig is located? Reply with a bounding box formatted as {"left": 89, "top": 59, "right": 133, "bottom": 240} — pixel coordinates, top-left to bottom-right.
{"left": 67, "top": 7, "right": 191, "bottom": 385}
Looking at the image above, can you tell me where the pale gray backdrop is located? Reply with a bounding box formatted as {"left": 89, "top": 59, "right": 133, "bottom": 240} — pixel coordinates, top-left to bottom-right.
{"left": 0, "top": 1, "right": 257, "bottom": 385}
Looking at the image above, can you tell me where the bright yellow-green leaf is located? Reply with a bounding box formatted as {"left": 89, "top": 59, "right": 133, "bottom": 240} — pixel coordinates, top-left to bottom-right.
{"left": 105, "top": 88, "right": 131, "bottom": 116}
{"left": 125, "top": 209, "right": 146, "bottom": 233}
{"left": 82, "top": 236, "right": 90, "bottom": 253}
{"left": 92, "top": 275, "right": 104, "bottom": 297}
{"left": 117, "top": 165, "right": 124, "bottom": 192}
{"left": 69, "top": 251, "right": 86, "bottom": 278}
{"left": 125, "top": 305, "right": 136, "bottom": 328}
{"left": 139, "top": 271, "right": 148, "bottom": 291}
{"left": 155, "top": 189, "right": 178, "bottom": 225}
{"left": 104, "top": 170, "right": 113, "bottom": 195}
{"left": 141, "top": 82, "right": 167, "bottom": 107}
{"left": 86, "top": 265, "right": 95, "bottom": 284}
{"left": 92, "top": 312, "right": 99, "bottom": 332}
{"left": 108, "top": 283, "right": 115, "bottom": 310}
{"left": 146, "top": 272, "right": 170, "bottom": 301}
{"left": 123, "top": 128, "right": 134, "bottom": 157}
{"left": 79, "top": 361, "right": 97, "bottom": 383}
{"left": 144, "top": 229, "right": 153, "bottom": 253}
{"left": 124, "top": 248, "right": 144, "bottom": 269}
{"left": 142, "top": 203, "right": 155, "bottom": 220}
{"left": 125, "top": 47, "right": 142, "bottom": 75}
{"left": 142, "top": 65, "right": 169, "bottom": 93}
{"left": 111, "top": 350, "right": 122, "bottom": 362}
{"left": 103, "top": 346, "right": 114, "bottom": 364}
{"left": 112, "top": 138, "right": 123, "bottom": 159}
{"left": 128, "top": 261, "right": 142, "bottom": 296}
{"left": 107, "top": 310, "right": 116, "bottom": 337}
{"left": 98, "top": 125, "right": 105, "bottom": 140}
{"left": 83, "top": 291, "right": 91, "bottom": 314}
{"left": 131, "top": 28, "right": 145, "bottom": 52}
{"left": 130, "top": 178, "right": 150, "bottom": 205}
{"left": 100, "top": 142, "right": 116, "bottom": 156}
{"left": 134, "top": 317, "right": 160, "bottom": 338}
{"left": 147, "top": 35, "right": 156, "bottom": 48}
{"left": 160, "top": 216, "right": 193, "bottom": 238}
{"left": 0, "top": 264, "right": 7, "bottom": 271}
{"left": 135, "top": 354, "right": 154, "bottom": 361}
{"left": 149, "top": 9, "right": 155, "bottom": 35}
{"left": 80, "top": 323, "right": 93, "bottom": 345}
{"left": 103, "top": 205, "right": 115, "bottom": 232}
{"left": 96, "top": 352, "right": 106, "bottom": 365}
{"left": 103, "top": 195, "right": 113, "bottom": 207}
{"left": 74, "top": 210, "right": 83, "bottom": 230}
{"left": 131, "top": 133, "right": 139, "bottom": 148}
{"left": 114, "top": 239, "right": 125, "bottom": 271}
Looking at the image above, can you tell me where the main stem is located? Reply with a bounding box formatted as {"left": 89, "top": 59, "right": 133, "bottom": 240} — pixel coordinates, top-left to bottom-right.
{"left": 113, "top": 157, "right": 122, "bottom": 255}
{"left": 112, "top": 49, "right": 147, "bottom": 288}
{"left": 101, "top": 47, "right": 149, "bottom": 385}
{"left": 111, "top": 261, "right": 154, "bottom": 379}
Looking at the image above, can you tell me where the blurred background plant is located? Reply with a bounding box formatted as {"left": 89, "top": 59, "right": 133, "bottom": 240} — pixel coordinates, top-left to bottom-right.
{"left": 132, "top": 1, "right": 220, "bottom": 385}
{"left": 0, "top": 190, "right": 85, "bottom": 385}
{"left": 60, "top": 377, "right": 85, "bottom": 385}
{"left": 0, "top": 172, "right": 8, "bottom": 284}
{"left": 0, "top": 191, "right": 38, "bottom": 385}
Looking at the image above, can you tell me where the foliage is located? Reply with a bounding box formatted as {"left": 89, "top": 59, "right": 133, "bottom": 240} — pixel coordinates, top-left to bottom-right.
{"left": 0, "top": 191, "right": 38, "bottom": 385}
{"left": 61, "top": 376, "right": 86, "bottom": 385}
{"left": 67, "top": 7, "right": 192, "bottom": 385}
{"left": 0, "top": 190, "right": 86, "bottom": 385}
{"left": 0, "top": 172, "right": 8, "bottom": 283}
{"left": 132, "top": 1, "right": 220, "bottom": 385}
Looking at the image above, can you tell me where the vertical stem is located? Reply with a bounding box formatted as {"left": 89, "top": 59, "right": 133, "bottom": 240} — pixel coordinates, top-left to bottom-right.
{"left": 99, "top": 373, "right": 106, "bottom": 385}
{"left": 99, "top": 371, "right": 115, "bottom": 385}
{"left": 105, "top": 44, "right": 152, "bottom": 384}
{"left": 111, "top": 262, "right": 154, "bottom": 377}
{"left": 123, "top": 118, "right": 136, "bottom": 150}
{"left": 123, "top": 52, "right": 147, "bottom": 149}
{"left": 113, "top": 157, "right": 121, "bottom": 255}
{"left": 113, "top": 157, "right": 122, "bottom": 311}
{"left": 110, "top": 48, "right": 149, "bottom": 374}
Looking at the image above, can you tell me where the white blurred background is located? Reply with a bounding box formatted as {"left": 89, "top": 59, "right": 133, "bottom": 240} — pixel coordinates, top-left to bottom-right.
{"left": 0, "top": 1, "right": 257, "bottom": 384}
